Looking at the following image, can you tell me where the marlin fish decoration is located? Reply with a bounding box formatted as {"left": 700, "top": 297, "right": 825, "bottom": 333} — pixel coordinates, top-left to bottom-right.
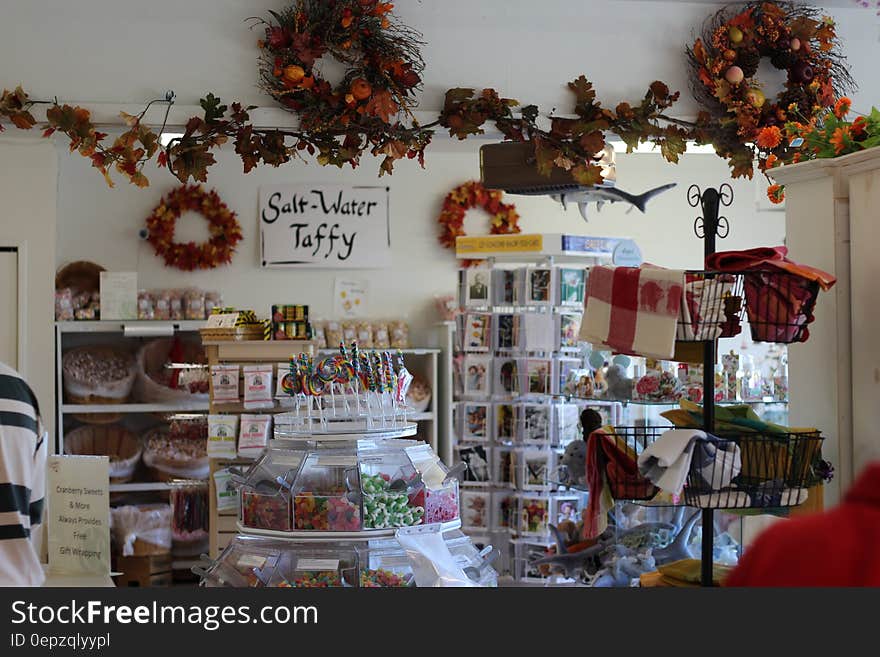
{"left": 551, "top": 182, "right": 677, "bottom": 222}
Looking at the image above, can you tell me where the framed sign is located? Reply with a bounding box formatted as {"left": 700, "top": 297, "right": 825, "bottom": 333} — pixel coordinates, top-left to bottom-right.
{"left": 260, "top": 184, "right": 391, "bottom": 268}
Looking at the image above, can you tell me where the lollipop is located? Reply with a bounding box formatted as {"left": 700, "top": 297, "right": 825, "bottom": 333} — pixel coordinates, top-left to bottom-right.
{"left": 315, "top": 356, "right": 339, "bottom": 384}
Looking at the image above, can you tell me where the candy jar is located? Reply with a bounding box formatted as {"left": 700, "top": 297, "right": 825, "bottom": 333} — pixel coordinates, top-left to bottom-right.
{"left": 292, "top": 450, "right": 362, "bottom": 532}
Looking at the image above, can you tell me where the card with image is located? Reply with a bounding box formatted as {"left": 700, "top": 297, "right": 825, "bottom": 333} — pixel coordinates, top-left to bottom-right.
{"left": 494, "top": 448, "right": 517, "bottom": 487}
{"left": 494, "top": 313, "right": 521, "bottom": 351}
{"left": 553, "top": 357, "right": 582, "bottom": 396}
{"left": 461, "top": 491, "right": 491, "bottom": 529}
{"left": 493, "top": 268, "right": 521, "bottom": 306}
{"left": 493, "top": 357, "right": 521, "bottom": 398}
{"left": 525, "top": 267, "right": 554, "bottom": 306}
{"left": 521, "top": 403, "right": 552, "bottom": 444}
{"left": 461, "top": 268, "right": 493, "bottom": 307}
{"left": 525, "top": 359, "right": 552, "bottom": 396}
{"left": 494, "top": 403, "right": 518, "bottom": 443}
{"left": 519, "top": 449, "right": 554, "bottom": 490}
{"left": 558, "top": 313, "right": 582, "bottom": 350}
{"left": 558, "top": 267, "right": 587, "bottom": 306}
{"left": 460, "top": 312, "right": 492, "bottom": 351}
{"left": 462, "top": 402, "right": 490, "bottom": 441}
{"left": 463, "top": 355, "right": 492, "bottom": 398}
{"left": 456, "top": 444, "right": 492, "bottom": 486}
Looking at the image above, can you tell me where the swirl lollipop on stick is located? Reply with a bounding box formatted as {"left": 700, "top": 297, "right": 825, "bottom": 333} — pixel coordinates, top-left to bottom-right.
{"left": 395, "top": 350, "right": 414, "bottom": 424}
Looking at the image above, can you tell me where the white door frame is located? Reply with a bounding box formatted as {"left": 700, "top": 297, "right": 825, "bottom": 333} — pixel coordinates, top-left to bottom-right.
{"left": 0, "top": 240, "right": 28, "bottom": 375}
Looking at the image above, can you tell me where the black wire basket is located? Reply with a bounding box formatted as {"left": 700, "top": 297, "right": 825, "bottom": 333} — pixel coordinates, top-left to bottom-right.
{"left": 676, "top": 272, "right": 744, "bottom": 343}
{"left": 742, "top": 271, "right": 821, "bottom": 344}
{"left": 596, "top": 427, "right": 662, "bottom": 501}
{"left": 682, "top": 431, "right": 825, "bottom": 510}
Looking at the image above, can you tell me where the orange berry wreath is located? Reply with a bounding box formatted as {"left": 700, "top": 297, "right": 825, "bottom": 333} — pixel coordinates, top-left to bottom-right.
{"left": 687, "top": 1, "right": 853, "bottom": 180}
{"left": 144, "top": 185, "right": 242, "bottom": 271}
{"left": 437, "top": 181, "right": 521, "bottom": 263}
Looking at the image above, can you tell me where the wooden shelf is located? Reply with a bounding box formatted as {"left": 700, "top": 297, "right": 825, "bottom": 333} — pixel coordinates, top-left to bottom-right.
{"left": 56, "top": 320, "right": 205, "bottom": 333}
{"left": 201, "top": 340, "right": 315, "bottom": 360}
{"left": 62, "top": 401, "right": 209, "bottom": 414}
{"left": 109, "top": 482, "right": 172, "bottom": 493}
{"left": 317, "top": 347, "right": 440, "bottom": 355}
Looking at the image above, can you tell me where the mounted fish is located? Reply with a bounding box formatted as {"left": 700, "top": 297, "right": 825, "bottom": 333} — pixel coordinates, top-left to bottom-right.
{"left": 480, "top": 141, "right": 676, "bottom": 222}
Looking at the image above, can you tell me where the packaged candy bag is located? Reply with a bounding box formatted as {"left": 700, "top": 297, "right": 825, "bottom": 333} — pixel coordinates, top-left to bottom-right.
{"left": 243, "top": 364, "right": 274, "bottom": 410}
{"left": 207, "top": 415, "right": 238, "bottom": 460}
{"left": 390, "top": 321, "right": 410, "bottom": 349}
{"left": 211, "top": 364, "right": 240, "bottom": 403}
{"left": 238, "top": 414, "right": 272, "bottom": 458}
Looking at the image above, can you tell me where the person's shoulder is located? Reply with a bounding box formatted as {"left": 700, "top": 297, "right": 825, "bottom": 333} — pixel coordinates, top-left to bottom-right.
{"left": 0, "top": 362, "right": 23, "bottom": 379}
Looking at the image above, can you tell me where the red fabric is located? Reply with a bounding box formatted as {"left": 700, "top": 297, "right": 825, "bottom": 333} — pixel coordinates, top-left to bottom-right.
{"left": 583, "top": 429, "right": 607, "bottom": 538}
{"left": 706, "top": 246, "right": 836, "bottom": 291}
{"left": 726, "top": 463, "right": 880, "bottom": 587}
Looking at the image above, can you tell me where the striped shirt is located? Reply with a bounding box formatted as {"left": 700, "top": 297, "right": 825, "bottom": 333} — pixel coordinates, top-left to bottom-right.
{"left": 0, "top": 362, "right": 47, "bottom": 586}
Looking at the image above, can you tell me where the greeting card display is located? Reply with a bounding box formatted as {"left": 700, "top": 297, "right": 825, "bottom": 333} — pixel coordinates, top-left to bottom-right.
{"left": 521, "top": 313, "right": 556, "bottom": 352}
{"left": 553, "top": 357, "right": 582, "bottom": 396}
{"left": 554, "top": 402, "right": 581, "bottom": 446}
{"left": 494, "top": 447, "right": 516, "bottom": 487}
{"left": 518, "top": 494, "right": 550, "bottom": 535}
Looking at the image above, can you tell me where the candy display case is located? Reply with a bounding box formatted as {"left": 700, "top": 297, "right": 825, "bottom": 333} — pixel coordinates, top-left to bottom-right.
{"left": 235, "top": 434, "right": 462, "bottom": 538}
{"left": 196, "top": 530, "right": 498, "bottom": 588}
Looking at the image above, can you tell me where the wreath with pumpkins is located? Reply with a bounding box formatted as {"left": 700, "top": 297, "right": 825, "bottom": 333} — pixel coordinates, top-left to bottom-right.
{"left": 688, "top": 1, "right": 853, "bottom": 182}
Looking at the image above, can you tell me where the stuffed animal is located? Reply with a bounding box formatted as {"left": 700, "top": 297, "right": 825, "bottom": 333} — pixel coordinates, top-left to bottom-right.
{"left": 560, "top": 409, "right": 603, "bottom": 488}
{"left": 603, "top": 363, "right": 634, "bottom": 401}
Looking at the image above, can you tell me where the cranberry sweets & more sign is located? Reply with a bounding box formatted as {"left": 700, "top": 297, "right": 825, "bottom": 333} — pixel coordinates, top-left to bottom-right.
{"left": 259, "top": 184, "right": 391, "bottom": 268}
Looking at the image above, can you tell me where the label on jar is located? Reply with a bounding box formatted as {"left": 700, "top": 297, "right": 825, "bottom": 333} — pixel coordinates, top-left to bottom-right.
{"left": 316, "top": 456, "right": 357, "bottom": 467}
{"left": 238, "top": 554, "right": 267, "bottom": 569}
{"left": 378, "top": 556, "right": 411, "bottom": 568}
{"left": 296, "top": 559, "right": 339, "bottom": 571}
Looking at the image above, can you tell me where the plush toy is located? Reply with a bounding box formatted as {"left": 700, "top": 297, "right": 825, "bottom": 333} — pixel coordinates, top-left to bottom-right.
{"left": 603, "top": 363, "right": 634, "bottom": 401}
{"left": 560, "top": 409, "right": 603, "bottom": 488}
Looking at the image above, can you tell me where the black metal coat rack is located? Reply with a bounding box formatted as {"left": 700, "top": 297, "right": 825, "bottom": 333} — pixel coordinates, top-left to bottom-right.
{"left": 687, "top": 183, "right": 734, "bottom": 587}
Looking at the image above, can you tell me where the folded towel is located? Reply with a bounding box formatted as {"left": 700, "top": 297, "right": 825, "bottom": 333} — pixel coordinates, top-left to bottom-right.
{"left": 580, "top": 265, "right": 685, "bottom": 360}
{"left": 690, "top": 438, "right": 742, "bottom": 491}
{"left": 638, "top": 429, "right": 706, "bottom": 495}
{"left": 705, "top": 246, "right": 836, "bottom": 291}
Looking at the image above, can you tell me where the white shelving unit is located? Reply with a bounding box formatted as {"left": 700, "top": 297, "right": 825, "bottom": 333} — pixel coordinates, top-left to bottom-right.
{"left": 55, "top": 319, "right": 207, "bottom": 453}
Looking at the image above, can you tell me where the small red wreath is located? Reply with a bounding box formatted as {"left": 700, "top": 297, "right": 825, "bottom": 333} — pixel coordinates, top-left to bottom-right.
{"left": 437, "top": 181, "right": 521, "bottom": 263}
{"left": 144, "top": 185, "right": 242, "bottom": 271}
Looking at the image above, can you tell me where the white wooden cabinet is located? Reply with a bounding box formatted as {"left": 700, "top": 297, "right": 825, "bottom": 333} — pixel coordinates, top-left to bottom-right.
{"left": 771, "top": 147, "right": 880, "bottom": 505}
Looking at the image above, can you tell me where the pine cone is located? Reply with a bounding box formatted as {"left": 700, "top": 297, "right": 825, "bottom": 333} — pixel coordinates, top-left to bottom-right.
{"left": 737, "top": 49, "right": 761, "bottom": 78}
{"left": 770, "top": 49, "right": 794, "bottom": 71}
{"left": 780, "top": 87, "right": 810, "bottom": 117}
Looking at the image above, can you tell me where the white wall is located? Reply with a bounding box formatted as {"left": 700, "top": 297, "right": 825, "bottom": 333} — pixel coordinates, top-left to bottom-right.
{"left": 0, "top": 1, "right": 877, "bottom": 116}
{"left": 0, "top": 136, "right": 58, "bottom": 435}
{"left": 56, "top": 138, "right": 784, "bottom": 345}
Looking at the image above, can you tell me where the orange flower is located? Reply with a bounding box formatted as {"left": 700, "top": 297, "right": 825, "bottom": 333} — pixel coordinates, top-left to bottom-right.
{"left": 852, "top": 116, "right": 868, "bottom": 137}
{"left": 829, "top": 126, "right": 851, "bottom": 154}
{"left": 833, "top": 97, "right": 852, "bottom": 119}
{"left": 767, "top": 184, "right": 785, "bottom": 204}
{"left": 755, "top": 125, "right": 783, "bottom": 150}
{"left": 765, "top": 153, "right": 778, "bottom": 169}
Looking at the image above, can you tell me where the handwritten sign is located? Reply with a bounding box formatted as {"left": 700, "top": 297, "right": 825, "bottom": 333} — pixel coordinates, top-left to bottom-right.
{"left": 99, "top": 272, "right": 137, "bottom": 320}
{"left": 47, "top": 455, "right": 110, "bottom": 576}
{"left": 260, "top": 184, "right": 391, "bottom": 268}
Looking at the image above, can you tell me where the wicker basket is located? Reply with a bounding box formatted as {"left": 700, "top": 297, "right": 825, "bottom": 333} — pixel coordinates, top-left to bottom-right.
{"left": 142, "top": 426, "right": 209, "bottom": 482}
{"left": 64, "top": 424, "right": 142, "bottom": 483}
{"left": 134, "top": 337, "right": 209, "bottom": 403}
{"left": 62, "top": 346, "right": 136, "bottom": 404}
{"left": 199, "top": 325, "right": 264, "bottom": 341}
{"left": 55, "top": 260, "right": 105, "bottom": 294}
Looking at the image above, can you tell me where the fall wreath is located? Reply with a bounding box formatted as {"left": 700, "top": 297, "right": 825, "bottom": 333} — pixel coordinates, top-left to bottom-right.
{"left": 144, "top": 185, "right": 242, "bottom": 271}
{"left": 688, "top": 1, "right": 854, "bottom": 179}
{"left": 254, "top": 0, "right": 431, "bottom": 172}
{"left": 437, "top": 182, "right": 521, "bottom": 260}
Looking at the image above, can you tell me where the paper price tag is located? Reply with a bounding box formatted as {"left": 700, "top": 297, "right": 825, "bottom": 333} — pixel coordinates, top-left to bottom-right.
{"left": 296, "top": 559, "right": 339, "bottom": 571}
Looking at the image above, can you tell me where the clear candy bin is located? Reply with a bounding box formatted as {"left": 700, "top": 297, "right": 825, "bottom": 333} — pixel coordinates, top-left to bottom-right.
{"left": 236, "top": 439, "right": 461, "bottom": 535}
